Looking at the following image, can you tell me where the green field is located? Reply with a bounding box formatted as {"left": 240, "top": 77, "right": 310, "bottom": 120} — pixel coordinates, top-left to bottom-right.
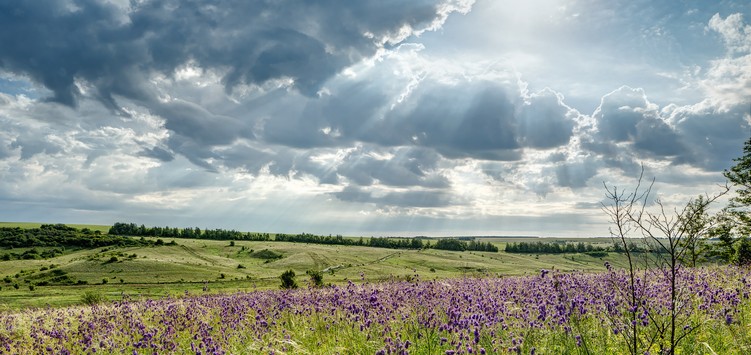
{"left": 0, "top": 234, "right": 632, "bottom": 310}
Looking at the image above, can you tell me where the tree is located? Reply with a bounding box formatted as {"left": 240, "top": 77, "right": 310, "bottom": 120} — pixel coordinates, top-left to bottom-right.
{"left": 719, "top": 133, "right": 751, "bottom": 259}
{"left": 676, "top": 195, "right": 714, "bottom": 267}
{"left": 279, "top": 270, "right": 298, "bottom": 289}
{"left": 603, "top": 166, "right": 727, "bottom": 355}
{"left": 724, "top": 136, "right": 751, "bottom": 201}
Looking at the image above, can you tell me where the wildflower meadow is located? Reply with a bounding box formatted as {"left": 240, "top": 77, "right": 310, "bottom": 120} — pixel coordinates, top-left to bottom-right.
{"left": 1, "top": 266, "right": 749, "bottom": 354}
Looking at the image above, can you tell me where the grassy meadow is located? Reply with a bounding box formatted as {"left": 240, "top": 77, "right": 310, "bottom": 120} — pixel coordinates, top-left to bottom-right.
{"left": 0, "top": 232, "right": 629, "bottom": 310}
{"left": 3, "top": 223, "right": 748, "bottom": 354}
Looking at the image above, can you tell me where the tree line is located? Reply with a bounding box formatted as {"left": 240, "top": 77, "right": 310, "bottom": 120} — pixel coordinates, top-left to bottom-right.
{"left": 108, "top": 222, "right": 498, "bottom": 252}
{"left": 504, "top": 241, "right": 609, "bottom": 254}
{"left": 0, "top": 224, "right": 169, "bottom": 253}
{"left": 108, "top": 222, "right": 271, "bottom": 241}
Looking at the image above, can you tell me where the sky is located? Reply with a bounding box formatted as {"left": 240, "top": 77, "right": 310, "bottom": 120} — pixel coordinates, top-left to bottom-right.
{"left": 0, "top": 0, "right": 750, "bottom": 237}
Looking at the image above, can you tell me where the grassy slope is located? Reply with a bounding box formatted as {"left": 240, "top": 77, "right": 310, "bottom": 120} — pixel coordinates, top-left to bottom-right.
{"left": 0, "top": 235, "right": 632, "bottom": 310}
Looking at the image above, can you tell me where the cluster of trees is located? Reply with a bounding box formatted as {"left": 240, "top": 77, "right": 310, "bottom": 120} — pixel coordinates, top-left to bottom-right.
{"left": 108, "top": 223, "right": 271, "bottom": 241}
{"left": 505, "top": 241, "right": 608, "bottom": 254}
{"left": 109, "top": 223, "right": 500, "bottom": 252}
{"left": 275, "top": 233, "right": 359, "bottom": 246}
{"left": 367, "top": 236, "right": 426, "bottom": 249}
{"left": 434, "top": 238, "right": 499, "bottom": 252}
{"left": 1, "top": 248, "right": 64, "bottom": 261}
{"left": 0, "top": 224, "right": 165, "bottom": 250}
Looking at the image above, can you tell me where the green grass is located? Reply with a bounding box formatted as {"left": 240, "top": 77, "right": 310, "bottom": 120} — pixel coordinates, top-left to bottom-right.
{"left": 0, "top": 235, "right": 636, "bottom": 310}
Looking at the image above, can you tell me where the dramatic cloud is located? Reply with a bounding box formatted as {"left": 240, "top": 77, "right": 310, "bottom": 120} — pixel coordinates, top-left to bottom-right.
{"left": 0, "top": 1, "right": 748, "bottom": 236}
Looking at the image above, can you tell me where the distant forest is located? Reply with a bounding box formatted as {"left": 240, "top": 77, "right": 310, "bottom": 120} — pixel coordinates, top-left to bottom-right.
{"left": 108, "top": 222, "right": 499, "bottom": 252}
{"left": 0, "top": 224, "right": 172, "bottom": 261}
{"left": 505, "top": 241, "right": 609, "bottom": 254}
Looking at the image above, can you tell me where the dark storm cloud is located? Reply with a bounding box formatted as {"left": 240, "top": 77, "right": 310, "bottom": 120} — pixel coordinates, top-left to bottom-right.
{"left": 670, "top": 104, "right": 750, "bottom": 171}
{"left": 554, "top": 159, "right": 598, "bottom": 189}
{"left": 138, "top": 146, "right": 174, "bottom": 162}
{"left": 0, "top": 0, "right": 465, "bottom": 107}
{"left": 0, "top": 141, "right": 12, "bottom": 160}
{"left": 262, "top": 74, "right": 577, "bottom": 162}
{"left": 335, "top": 146, "right": 449, "bottom": 188}
{"left": 165, "top": 135, "right": 221, "bottom": 171}
{"left": 380, "top": 80, "right": 576, "bottom": 159}
{"left": 593, "top": 87, "right": 654, "bottom": 143}
{"left": 517, "top": 89, "right": 577, "bottom": 149}
{"left": 10, "top": 134, "right": 62, "bottom": 160}
{"left": 217, "top": 143, "right": 275, "bottom": 174}
{"left": 585, "top": 86, "right": 750, "bottom": 173}
{"left": 589, "top": 86, "right": 686, "bottom": 159}
{"left": 333, "top": 185, "right": 455, "bottom": 208}
{"left": 154, "top": 100, "right": 252, "bottom": 146}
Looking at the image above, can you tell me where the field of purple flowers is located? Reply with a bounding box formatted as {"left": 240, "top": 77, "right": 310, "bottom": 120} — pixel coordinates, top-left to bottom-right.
{"left": 1, "top": 266, "right": 749, "bottom": 354}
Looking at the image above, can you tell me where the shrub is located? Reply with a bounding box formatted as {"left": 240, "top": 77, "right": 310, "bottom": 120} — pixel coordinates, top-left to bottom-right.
{"left": 279, "top": 270, "right": 298, "bottom": 289}
{"left": 585, "top": 251, "right": 609, "bottom": 258}
{"left": 251, "top": 249, "right": 283, "bottom": 260}
{"left": 101, "top": 278, "right": 108, "bottom": 284}
{"left": 735, "top": 237, "right": 751, "bottom": 266}
{"left": 306, "top": 270, "right": 324, "bottom": 287}
{"left": 81, "top": 291, "right": 104, "bottom": 305}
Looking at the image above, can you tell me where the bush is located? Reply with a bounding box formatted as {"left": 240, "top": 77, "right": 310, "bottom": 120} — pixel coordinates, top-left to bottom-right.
{"left": 81, "top": 291, "right": 104, "bottom": 305}
{"left": 251, "top": 249, "right": 283, "bottom": 260}
{"left": 306, "top": 270, "right": 323, "bottom": 287}
{"left": 735, "top": 237, "right": 751, "bottom": 266}
{"left": 101, "top": 278, "right": 108, "bottom": 284}
{"left": 279, "top": 270, "right": 298, "bottom": 289}
{"left": 585, "top": 251, "right": 609, "bottom": 258}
